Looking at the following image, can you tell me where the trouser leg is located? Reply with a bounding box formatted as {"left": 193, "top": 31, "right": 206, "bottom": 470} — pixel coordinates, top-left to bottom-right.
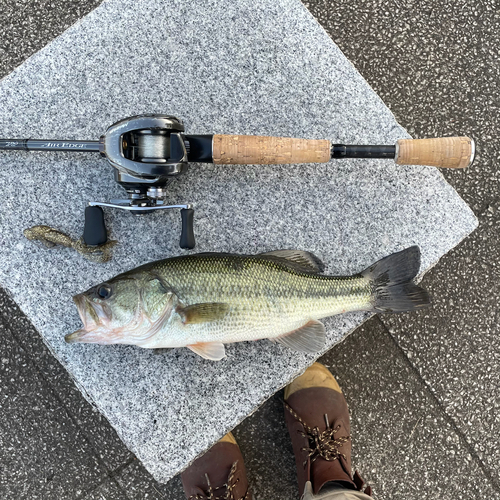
{"left": 301, "top": 481, "right": 374, "bottom": 500}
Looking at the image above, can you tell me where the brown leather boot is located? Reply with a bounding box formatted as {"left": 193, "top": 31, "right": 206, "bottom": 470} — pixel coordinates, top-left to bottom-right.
{"left": 284, "top": 363, "right": 372, "bottom": 497}
{"left": 181, "top": 432, "right": 252, "bottom": 500}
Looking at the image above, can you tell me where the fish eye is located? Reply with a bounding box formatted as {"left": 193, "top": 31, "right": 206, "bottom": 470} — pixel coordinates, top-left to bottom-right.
{"left": 96, "top": 284, "right": 112, "bottom": 300}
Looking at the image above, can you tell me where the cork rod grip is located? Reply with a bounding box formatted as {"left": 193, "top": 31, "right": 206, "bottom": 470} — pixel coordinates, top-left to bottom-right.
{"left": 212, "top": 135, "right": 331, "bottom": 165}
{"left": 396, "top": 137, "right": 474, "bottom": 169}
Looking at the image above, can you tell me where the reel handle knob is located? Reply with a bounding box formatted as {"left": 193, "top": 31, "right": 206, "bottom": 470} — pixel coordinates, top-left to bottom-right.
{"left": 83, "top": 206, "right": 108, "bottom": 246}
{"left": 180, "top": 208, "right": 195, "bottom": 249}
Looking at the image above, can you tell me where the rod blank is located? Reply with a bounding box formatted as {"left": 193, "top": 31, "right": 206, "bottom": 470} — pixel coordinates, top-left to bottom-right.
{"left": 0, "top": 139, "right": 100, "bottom": 152}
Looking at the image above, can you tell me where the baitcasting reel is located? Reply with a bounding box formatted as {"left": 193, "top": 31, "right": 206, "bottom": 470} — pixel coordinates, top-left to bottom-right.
{"left": 1, "top": 114, "right": 215, "bottom": 249}
{"left": 85, "top": 114, "right": 209, "bottom": 249}
{"left": 0, "top": 113, "right": 475, "bottom": 251}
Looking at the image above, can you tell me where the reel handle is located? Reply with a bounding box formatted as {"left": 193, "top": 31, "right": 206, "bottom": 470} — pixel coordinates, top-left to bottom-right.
{"left": 83, "top": 206, "right": 108, "bottom": 246}
{"left": 180, "top": 208, "right": 195, "bottom": 250}
{"left": 84, "top": 202, "right": 195, "bottom": 250}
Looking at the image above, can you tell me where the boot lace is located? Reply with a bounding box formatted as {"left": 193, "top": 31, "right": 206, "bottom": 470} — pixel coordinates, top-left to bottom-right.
{"left": 284, "top": 401, "right": 350, "bottom": 467}
{"left": 188, "top": 461, "right": 250, "bottom": 500}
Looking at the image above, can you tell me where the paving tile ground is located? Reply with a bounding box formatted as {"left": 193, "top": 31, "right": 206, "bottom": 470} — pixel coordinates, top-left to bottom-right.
{"left": 0, "top": 321, "right": 105, "bottom": 499}
{"left": 81, "top": 479, "right": 127, "bottom": 500}
{"left": 0, "top": 290, "right": 134, "bottom": 473}
{"left": 317, "top": 319, "right": 496, "bottom": 499}
{"left": 0, "top": 0, "right": 103, "bottom": 78}
{"left": 381, "top": 206, "right": 500, "bottom": 484}
{"left": 223, "top": 319, "right": 499, "bottom": 499}
{"left": 1, "top": 0, "right": 499, "bottom": 498}
{"left": 114, "top": 460, "right": 184, "bottom": 500}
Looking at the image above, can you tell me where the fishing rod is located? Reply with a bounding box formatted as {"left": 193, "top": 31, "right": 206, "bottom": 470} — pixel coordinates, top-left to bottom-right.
{"left": 0, "top": 114, "right": 475, "bottom": 250}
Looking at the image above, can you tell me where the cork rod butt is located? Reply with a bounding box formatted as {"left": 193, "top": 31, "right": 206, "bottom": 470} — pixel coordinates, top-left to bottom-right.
{"left": 212, "top": 134, "right": 331, "bottom": 165}
{"left": 395, "top": 136, "right": 475, "bottom": 169}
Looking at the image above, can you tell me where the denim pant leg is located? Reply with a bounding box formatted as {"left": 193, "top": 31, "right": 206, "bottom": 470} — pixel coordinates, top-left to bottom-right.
{"left": 301, "top": 481, "right": 373, "bottom": 500}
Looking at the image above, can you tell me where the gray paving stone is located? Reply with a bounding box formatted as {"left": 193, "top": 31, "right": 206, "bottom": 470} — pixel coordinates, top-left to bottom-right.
{"left": 0, "top": 0, "right": 496, "bottom": 497}
{"left": 115, "top": 397, "right": 297, "bottom": 500}
{"left": 305, "top": 0, "right": 500, "bottom": 216}
{"left": 0, "top": 321, "right": 105, "bottom": 499}
{"left": 0, "top": 0, "right": 103, "bottom": 78}
{"left": 0, "top": 0, "right": 137, "bottom": 495}
{"left": 456, "top": 203, "right": 500, "bottom": 278}
{"left": 0, "top": 289, "right": 134, "bottom": 472}
{"left": 318, "top": 318, "right": 499, "bottom": 499}
{"left": 218, "top": 317, "right": 498, "bottom": 500}
{"left": 381, "top": 210, "right": 500, "bottom": 485}
{"left": 81, "top": 478, "right": 128, "bottom": 500}
{"left": 115, "top": 460, "right": 184, "bottom": 500}
{"left": 0, "top": 0, "right": 137, "bottom": 477}
{"left": 113, "top": 394, "right": 300, "bottom": 500}
{"left": 231, "top": 389, "right": 299, "bottom": 500}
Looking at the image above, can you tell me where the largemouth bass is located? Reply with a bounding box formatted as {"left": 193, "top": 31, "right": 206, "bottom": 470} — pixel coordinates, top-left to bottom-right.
{"left": 66, "top": 247, "right": 429, "bottom": 360}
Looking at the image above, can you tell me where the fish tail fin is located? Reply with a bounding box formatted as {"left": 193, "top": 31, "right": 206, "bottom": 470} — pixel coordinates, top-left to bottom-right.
{"left": 361, "top": 246, "right": 430, "bottom": 313}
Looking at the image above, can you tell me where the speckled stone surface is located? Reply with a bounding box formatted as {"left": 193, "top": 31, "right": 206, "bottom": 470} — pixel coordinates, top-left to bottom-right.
{"left": 303, "top": 0, "right": 500, "bottom": 487}
{"left": 382, "top": 206, "right": 500, "bottom": 485}
{"left": 0, "top": 0, "right": 103, "bottom": 77}
{"left": 0, "top": 0, "right": 477, "bottom": 483}
{"left": 81, "top": 478, "right": 126, "bottom": 500}
{"left": 0, "top": 321, "right": 106, "bottom": 499}
{"left": 0, "top": 289, "right": 134, "bottom": 472}
{"left": 318, "top": 319, "right": 498, "bottom": 499}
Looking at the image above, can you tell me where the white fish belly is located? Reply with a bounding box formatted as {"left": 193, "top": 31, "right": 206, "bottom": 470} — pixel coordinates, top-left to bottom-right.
{"left": 146, "top": 292, "right": 371, "bottom": 348}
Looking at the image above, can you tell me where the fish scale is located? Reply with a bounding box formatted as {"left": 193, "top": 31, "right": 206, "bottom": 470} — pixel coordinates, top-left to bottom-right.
{"left": 139, "top": 254, "right": 372, "bottom": 346}
{"left": 66, "top": 247, "right": 429, "bottom": 360}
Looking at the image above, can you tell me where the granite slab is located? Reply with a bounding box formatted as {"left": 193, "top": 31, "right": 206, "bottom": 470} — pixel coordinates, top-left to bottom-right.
{"left": 0, "top": 0, "right": 477, "bottom": 483}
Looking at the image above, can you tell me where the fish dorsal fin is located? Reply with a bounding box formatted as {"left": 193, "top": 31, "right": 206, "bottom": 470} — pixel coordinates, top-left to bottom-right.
{"left": 259, "top": 250, "right": 325, "bottom": 273}
{"left": 178, "top": 303, "right": 230, "bottom": 324}
{"left": 275, "top": 320, "right": 326, "bottom": 353}
{"left": 188, "top": 342, "right": 226, "bottom": 361}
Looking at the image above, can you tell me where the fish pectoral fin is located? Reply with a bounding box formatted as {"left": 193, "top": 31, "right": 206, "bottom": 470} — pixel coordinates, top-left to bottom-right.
{"left": 259, "top": 250, "right": 325, "bottom": 273}
{"left": 275, "top": 320, "right": 326, "bottom": 353}
{"left": 187, "top": 342, "right": 226, "bottom": 361}
{"left": 178, "top": 303, "right": 230, "bottom": 324}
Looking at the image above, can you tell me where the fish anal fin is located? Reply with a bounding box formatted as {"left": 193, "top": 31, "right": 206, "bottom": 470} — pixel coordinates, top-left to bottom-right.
{"left": 178, "top": 303, "right": 230, "bottom": 324}
{"left": 275, "top": 320, "right": 326, "bottom": 353}
{"left": 260, "top": 250, "right": 325, "bottom": 273}
{"left": 187, "top": 342, "right": 226, "bottom": 361}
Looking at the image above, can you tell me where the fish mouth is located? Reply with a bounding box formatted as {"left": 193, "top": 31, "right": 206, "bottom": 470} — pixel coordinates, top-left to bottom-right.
{"left": 65, "top": 329, "right": 91, "bottom": 344}
{"left": 66, "top": 294, "right": 109, "bottom": 344}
